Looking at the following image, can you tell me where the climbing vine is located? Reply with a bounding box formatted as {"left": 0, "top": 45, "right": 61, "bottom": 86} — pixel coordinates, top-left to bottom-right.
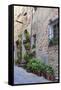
{"left": 23, "top": 30, "right": 31, "bottom": 53}
{"left": 15, "top": 34, "right": 22, "bottom": 65}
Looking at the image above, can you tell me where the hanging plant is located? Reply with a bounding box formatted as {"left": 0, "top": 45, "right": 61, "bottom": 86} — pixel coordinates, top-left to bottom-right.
{"left": 24, "top": 29, "right": 30, "bottom": 42}
{"left": 23, "top": 40, "right": 27, "bottom": 44}
{"left": 23, "top": 30, "right": 31, "bottom": 50}
{"left": 15, "top": 34, "right": 22, "bottom": 65}
{"left": 16, "top": 39, "right": 20, "bottom": 49}
{"left": 24, "top": 43, "right": 30, "bottom": 50}
{"left": 32, "top": 44, "right": 36, "bottom": 49}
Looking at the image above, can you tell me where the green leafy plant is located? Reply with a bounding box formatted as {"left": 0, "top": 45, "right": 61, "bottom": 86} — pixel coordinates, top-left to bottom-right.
{"left": 24, "top": 30, "right": 30, "bottom": 41}
{"left": 24, "top": 43, "right": 30, "bottom": 50}
{"left": 24, "top": 53, "right": 33, "bottom": 63}
{"left": 24, "top": 53, "right": 30, "bottom": 62}
{"left": 32, "top": 44, "right": 36, "bottom": 49}
{"left": 24, "top": 30, "right": 31, "bottom": 54}
{"left": 44, "top": 65, "right": 55, "bottom": 80}
{"left": 18, "top": 34, "right": 22, "bottom": 38}
{"left": 49, "top": 37, "right": 58, "bottom": 46}
{"left": 23, "top": 40, "right": 27, "bottom": 44}
{"left": 26, "top": 58, "right": 44, "bottom": 73}
{"left": 15, "top": 34, "right": 22, "bottom": 65}
{"left": 26, "top": 58, "right": 38, "bottom": 72}
{"left": 15, "top": 59, "right": 21, "bottom": 65}
{"left": 45, "top": 65, "right": 54, "bottom": 75}
{"left": 53, "top": 37, "right": 58, "bottom": 45}
{"left": 26, "top": 58, "right": 54, "bottom": 79}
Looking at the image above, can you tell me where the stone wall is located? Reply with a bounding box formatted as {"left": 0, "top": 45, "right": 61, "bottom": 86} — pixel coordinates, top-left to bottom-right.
{"left": 31, "top": 7, "right": 59, "bottom": 78}
{"left": 14, "top": 6, "right": 33, "bottom": 61}
{"left": 48, "top": 45, "right": 58, "bottom": 79}
{"left": 31, "top": 8, "right": 52, "bottom": 63}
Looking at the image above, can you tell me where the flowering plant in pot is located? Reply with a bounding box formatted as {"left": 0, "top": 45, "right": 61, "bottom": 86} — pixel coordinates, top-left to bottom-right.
{"left": 45, "top": 65, "right": 55, "bottom": 81}
{"left": 31, "top": 58, "right": 43, "bottom": 76}
{"left": 39, "top": 63, "right": 47, "bottom": 77}
{"left": 31, "top": 63, "right": 39, "bottom": 74}
{"left": 26, "top": 58, "right": 45, "bottom": 76}
{"left": 26, "top": 58, "right": 37, "bottom": 73}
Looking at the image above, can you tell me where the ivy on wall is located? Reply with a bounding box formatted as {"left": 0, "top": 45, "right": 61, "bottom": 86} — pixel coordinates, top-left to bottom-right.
{"left": 15, "top": 34, "right": 22, "bottom": 65}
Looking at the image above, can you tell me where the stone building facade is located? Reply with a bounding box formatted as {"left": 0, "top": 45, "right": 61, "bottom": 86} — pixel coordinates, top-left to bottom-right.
{"left": 14, "top": 6, "right": 59, "bottom": 79}
{"left": 31, "top": 7, "right": 58, "bottom": 79}
{"left": 14, "top": 6, "right": 33, "bottom": 62}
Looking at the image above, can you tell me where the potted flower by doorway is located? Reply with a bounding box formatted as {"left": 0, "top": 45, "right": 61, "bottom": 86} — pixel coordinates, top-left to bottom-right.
{"left": 45, "top": 65, "right": 55, "bottom": 81}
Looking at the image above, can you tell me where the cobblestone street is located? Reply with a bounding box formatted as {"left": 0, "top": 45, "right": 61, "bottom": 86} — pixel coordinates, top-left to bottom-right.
{"left": 14, "top": 66, "right": 51, "bottom": 84}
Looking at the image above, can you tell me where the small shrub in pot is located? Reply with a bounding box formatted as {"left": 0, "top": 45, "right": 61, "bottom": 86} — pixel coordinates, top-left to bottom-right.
{"left": 45, "top": 65, "right": 55, "bottom": 81}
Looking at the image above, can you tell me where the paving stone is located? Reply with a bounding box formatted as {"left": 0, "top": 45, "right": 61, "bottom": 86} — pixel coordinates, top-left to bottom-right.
{"left": 14, "top": 66, "right": 51, "bottom": 84}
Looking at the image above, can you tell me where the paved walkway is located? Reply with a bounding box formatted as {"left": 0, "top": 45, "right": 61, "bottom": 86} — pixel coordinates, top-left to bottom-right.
{"left": 14, "top": 66, "right": 51, "bottom": 84}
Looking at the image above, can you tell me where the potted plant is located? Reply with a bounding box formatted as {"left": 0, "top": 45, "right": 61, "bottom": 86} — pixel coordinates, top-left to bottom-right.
{"left": 39, "top": 63, "right": 46, "bottom": 77}
{"left": 24, "top": 53, "right": 30, "bottom": 63}
{"left": 45, "top": 65, "right": 55, "bottom": 81}
{"left": 15, "top": 59, "right": 21, "bottom": 66}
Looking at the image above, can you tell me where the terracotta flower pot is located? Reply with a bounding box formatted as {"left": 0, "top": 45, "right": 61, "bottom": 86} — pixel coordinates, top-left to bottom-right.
{"left": 37, "top": 71, "right": 40, "bottom": 76}
{"left": 43, "top": 72, "right": 46, "bottom": 78}
{"left": 41, "top": 72, "right": 44, "bottom": 76}
{"left": 46, "top": 73, "right": 55, "bottom": 81}
{"left": 45, "top": 73, "right": 50, "bottom": 80}
{"left": 49, "top": 75, "right": 55, "bottom": 81}
{"left": 33, "top": 71, "right": 37, "bottom": 75}
{"left": 40, "top": 72, "right": 42, "bottom": 76}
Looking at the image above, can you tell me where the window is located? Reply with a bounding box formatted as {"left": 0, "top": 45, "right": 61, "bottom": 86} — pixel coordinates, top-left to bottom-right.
{"left": 53, "top": 23, "right": 58, "bottom": 39}
{"left": 48, "top": 18, "right": 58, "bottom": 46}
{"left": 48, "top": 25, "right": 53, "bottom": 40}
